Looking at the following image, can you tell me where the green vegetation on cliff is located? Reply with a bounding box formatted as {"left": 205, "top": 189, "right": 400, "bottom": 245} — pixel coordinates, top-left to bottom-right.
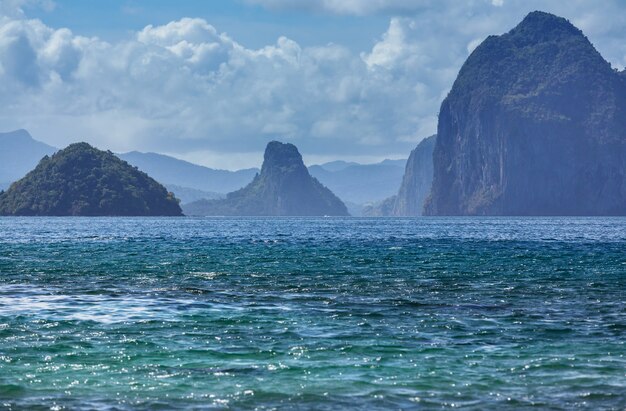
{"left": 425, "top": 11, "right": 626, "bottom": 216}
{"left": 0, "top": 142, "right": 182, "bottom": 216}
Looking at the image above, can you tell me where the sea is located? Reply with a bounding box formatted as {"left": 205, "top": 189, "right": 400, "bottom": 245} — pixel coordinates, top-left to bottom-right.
{"left": 0, "top": 217, "right": 624, "bottom": 410}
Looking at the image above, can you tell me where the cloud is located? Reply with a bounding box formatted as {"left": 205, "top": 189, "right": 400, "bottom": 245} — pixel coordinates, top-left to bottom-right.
{"left": 0, "top": 14, "right": 448, "bottom": 164}
{"left": 0, "top": 0, "right": 625, "bottom": 168}
{"left": 363, "top": 18, "right": 410, "bottom": 69}
{"left": 246, "top": 0, "right": 495, "bottom": 15}
{"left": 0, "top": 23, "right": 40, "bottom": 85}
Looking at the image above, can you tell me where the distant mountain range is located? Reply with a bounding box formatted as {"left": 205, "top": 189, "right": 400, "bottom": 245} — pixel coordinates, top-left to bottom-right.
{"left": 0, "top": 130, "right": 56, "bottom": 190}
{"left": 315, "top": 160, "right": 359, "bottom": 172}
{"left": 0, "top": 130, "right": 406, "bottom": 209}
{"left": 162, "top": 185, "right": 224, "bottom": 204}
{"left": 308, "top": 161, "right": 405, "bottom": 205}
{"left": 316, "top": 159, "right": 405, "bottom": 171}
{"left": 119, "top": 152, "right": 407, "bottom": 207}
{"left": 118, "top": 151, "right": 259, "bottom": 195}
{"left": 364, "top": 135, "right": 436, "bottom": 216}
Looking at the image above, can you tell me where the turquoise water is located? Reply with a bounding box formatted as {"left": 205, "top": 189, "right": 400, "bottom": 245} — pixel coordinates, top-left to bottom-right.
{"left": 0, "top": 217, "right": 625, "bottom": 410}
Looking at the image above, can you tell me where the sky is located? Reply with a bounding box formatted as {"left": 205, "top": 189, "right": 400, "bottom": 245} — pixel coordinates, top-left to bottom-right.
{"left": 1, "top": 0, "right": 625, "bottom": 169}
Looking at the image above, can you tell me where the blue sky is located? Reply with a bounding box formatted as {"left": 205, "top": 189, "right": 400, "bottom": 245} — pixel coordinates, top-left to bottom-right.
{"left": 26, "top": 1, "right": 390, "bottom": 51}
{"left": 1, "top": 0, "right": 626, "bottom": 169}
{"left": 25, "top": 0, "right": 389, "bottom": 51}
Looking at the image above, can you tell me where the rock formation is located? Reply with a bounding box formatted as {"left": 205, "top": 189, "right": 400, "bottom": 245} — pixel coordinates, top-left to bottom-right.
{"left": 425, "top": 11, "right": 626, "bottom": 215}
{"left": 183, "top": 141, "right": 349, "bottom": 216}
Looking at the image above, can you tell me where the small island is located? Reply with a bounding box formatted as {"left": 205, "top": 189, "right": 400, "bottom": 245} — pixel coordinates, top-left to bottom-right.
{"left": 0, "top": 142, "right": 182, "bottom": 216}
{"left": 183, "top": 141, "right": 349, "bottom": 216}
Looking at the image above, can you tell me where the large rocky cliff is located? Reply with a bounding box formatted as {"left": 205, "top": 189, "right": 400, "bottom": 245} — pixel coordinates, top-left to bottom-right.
{"left": 183, "top": 141, "right": 349, "bottom": 216}
{"left": 424, "top": 11, "right": 626, "bottom": 215}
{"left": 364, "top": 135, "right": 436, "bottom": 216}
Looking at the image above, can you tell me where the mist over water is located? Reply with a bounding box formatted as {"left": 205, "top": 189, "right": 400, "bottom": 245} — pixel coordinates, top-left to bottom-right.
{"left": 0, "top": 217, "right": 625, "bottom": 409}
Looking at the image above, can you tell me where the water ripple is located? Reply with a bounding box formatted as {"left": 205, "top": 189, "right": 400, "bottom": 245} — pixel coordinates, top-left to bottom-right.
{"left": 0, "top": 217, "right": 624, "bottom": 409}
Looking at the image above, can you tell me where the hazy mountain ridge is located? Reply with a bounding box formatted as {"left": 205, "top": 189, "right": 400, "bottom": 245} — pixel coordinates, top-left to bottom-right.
{"left": 425, "top": 11, "right": 626, "bottom": 216}
{"left": 315, "top": 160, "right": 359, "bottom": 172}
{"left": 119, "top": 152, "right": 406, "bottom": 206}
{"left": 364, "top": 135, "right": 436, "bottom": 216}
{"left": 163, "top": 185, "right": 224, "bottom": 205}
{"left": 0, "top": 143, "right": 182, "bottom": 216}
{"left": 184, "top": 142, "right": 349, "bottom": 216}
{"left": 308, "top": 161, "right": 405, "bottom": 205}
{"left": 119, "top": 151, "right": 259, "bottom": 195}
{"left": 0, "top": 130, "right": 57, "bottom": 186}
{"left": 0, "top": 131, "right": 404, "bottom": 208}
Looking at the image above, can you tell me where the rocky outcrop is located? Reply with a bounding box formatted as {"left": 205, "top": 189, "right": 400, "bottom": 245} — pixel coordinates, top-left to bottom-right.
{"left": 425, "top": 11, "right": 626, "bottom": 216}
{"left": 364, "top": 135, "right": 436, "bottom": 216}
{"left": 0, "top": 142, "right": 182, "bottom": 216}
{"left": 183, "top": 141, "right": 349, "bottom": 216}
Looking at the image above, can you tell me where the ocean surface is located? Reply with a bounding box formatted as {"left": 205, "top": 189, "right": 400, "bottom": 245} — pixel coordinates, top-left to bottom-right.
{"left": 0, "top": 217, "right": 624, "bottom": 410}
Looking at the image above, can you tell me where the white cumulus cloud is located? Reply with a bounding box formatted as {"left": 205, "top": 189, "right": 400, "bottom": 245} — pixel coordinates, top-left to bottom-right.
{"left": 0, "top": 0, "right": 625, "bottom": 168}
{"left": 0, "top": 14, "right": 450, "bottom": 164}
{"left": 246, "top": 0, "right": 499, "bottom": 15}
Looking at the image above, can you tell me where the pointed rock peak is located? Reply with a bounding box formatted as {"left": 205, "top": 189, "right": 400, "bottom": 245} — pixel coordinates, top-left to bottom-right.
{"left": 509, "top": 11, "right": 583, "bottom": 43}
{"left": 182, "top": 140, "right": 349, "bottom": 216}
{"left": 262, "top": 141, "right": 305, "bottom": 171}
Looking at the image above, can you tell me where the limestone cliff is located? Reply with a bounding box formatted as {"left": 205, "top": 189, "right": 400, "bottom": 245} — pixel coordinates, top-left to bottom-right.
{"left": 425, "top": 11, "right": 626, "bottom": 215}
{"left": 364, "top": 135, "right": 435, "bottom": 216}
